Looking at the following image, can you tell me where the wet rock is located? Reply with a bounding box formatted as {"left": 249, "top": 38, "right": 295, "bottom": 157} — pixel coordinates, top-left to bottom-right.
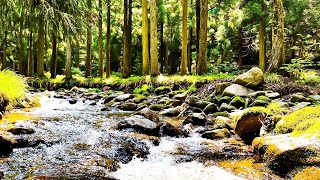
{"left": 7, "top": 127, "right": 35, "bottom": 135}
{"left": 170, "top": 100, "right": 182, "bottom": 107}
{"left": 0, "top": 93, "right": 9, "bottom": 113}
{"left": 149, "top": 104, "right": 166, "bottom": 111}
{"left": 201, "top": 128, "right": 231, "bottom": 140}
{"left": 154, "top": 86, "right": 172, "bottom": 95}
{"left": 223, "top": 84, "right": 255, "bottom": 97}
{"left": 214, "top": 116, "right": 235, "bottom": 130}
{"left": 219, "top": 103, "right": 237, "bottom": 112}
{"left": 292, "top": 102, "right": 311, "bottom": 111}
{"left": 0, "top": 135, "right": 13, "bottom": 156}
{"left": 133, "top": 96, "right": 146, "bottom": 104}
{"left": 101, "top": 106, "right": 112, "bottom": 111}
{"left": 235, "top": 67, "right": 264, "bottom": 88}
{"left": 214, "top": 82, "right": 232, "bottom": 95}
{"left": 182, "top": 113, "right": 207, "bottom": 126}
{"left": 235, "top": 111, "right": 264, "bottom": 144}
{"left": 250, "top": 96, "right": 270, "bottom": 107}
{"left": 248, "top": 91, "right": 267, "bottom": 97}
{"left": 203, "top": 103, "right": 218, "bottom": 114}
{"left": 136, "top": 107, "right": 159, "bottom": 122}
{"left": 116, "top": 115, "right": 159, "bottom": 136}
{"left": 120, "top": 103, "right": 137, "bottom": 111}
{"left": 253, "top": 134, "right": 320, "bottom": 176}
{"left": 173, "top": 92, "right": 188, "bottom": 100}
{"left": 217, "top": 96, "right": 232, "bottom": 105}
{"left": 70, "top": 86, "right": 80, "bottom": 92}
{"left": 69, "top": 98, "right": 77, "bottom": 105}
{"left": 229, "top": 96, "right": 246, "bottom": 109}
{"left": 115, "top": 94, "right": 134, "bottom": 102}
{"left": 266, "top": 92, "right": 281, "bottom": 99}
{"left": 185, "top": 95, "right": 210, "bottom": 109}
{"left": 159, "top": 107, "right": 181, "bottom": 117}
{"left": 159, "top": 121, "right": 187, "bottom": 138}
{"left": 158, "top": 97, "right": 172, "bottom": 105}
{"left": 89, "top": 101, "right": 97, "bottom": 106}
{"left": 291, "top": 93, "right": 310, "bottom": 103}
{"left": 104, "top": 94, "right": 118, "bottom": 104}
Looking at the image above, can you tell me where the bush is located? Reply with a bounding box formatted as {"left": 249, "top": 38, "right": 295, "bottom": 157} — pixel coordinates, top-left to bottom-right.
{"left": 0, "top": 69, "right": 27, "bottom": 104}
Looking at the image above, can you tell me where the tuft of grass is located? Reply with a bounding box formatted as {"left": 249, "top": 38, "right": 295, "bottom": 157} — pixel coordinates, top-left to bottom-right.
{"left": 264, "top": 73, "right": 284, "bottom": 85}
{"left": 0, "top": 70, "right": 27, "bottom": 104}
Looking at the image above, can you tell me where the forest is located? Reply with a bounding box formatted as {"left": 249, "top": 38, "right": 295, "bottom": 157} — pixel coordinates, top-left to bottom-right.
{"left": 1, "top": 0, "right": 320, "bottom": 179}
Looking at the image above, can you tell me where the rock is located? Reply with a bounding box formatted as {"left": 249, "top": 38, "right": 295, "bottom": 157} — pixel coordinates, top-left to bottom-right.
{"left": 101, "top": 106, "right": 112, "bottom": 111}
{"left": 158, "top": 97, "right": 172, "bottom": 105}
{"left": 182, "top": 113, "right": 207, "bottom": 126}
{"left": 229, "top": 96, "right": 246, "bottom": 109}
{"left": 133, "top": 96, "right": 146, "bottom": 104}
{"left": 252, "top": 134, "right": 320, "bottom": 175}
{"left": 7, "top": 127, "right": 35, "bottom": 135}
{"left": 70, "top": 86, "right": 79, "bottom": 92}
{"left": 289, "top": 166, "right": 320, "bottom": 180}
{"left": 201, "top": 128, "right": 231, "bottom": 140}
{"left": 159, "top": 107, "right": 181, "bottom": 117}
{"left": 214, "top": 82, "right": 232, "bottom": 95}
{"left": 235, "top": 111, "right": 264, "bottom": 144}
{"left": 137, "top": 107, "right": 159, "bottom": 122}
{"left": 69, "top": 98, "right": 77, "bottom": 105}
{"left": 185, "top": 96, "right": 210, "bottom": 109}
{"left": 116, "top": 115, "right": 159, "bottom": 136}
{"left": 250, "top": 96, "right": 270, "bottom": 107}
{"left": 235, "top": 67, "right": 264, "bottom": 88}
{"left": 154, "top": 86, "right": 172, "bottom": 95}
{"left": 217, "top": 96, "right": 232, "bottom": 105}
{"left": 266, "top": 92, "right": 281, "bottom": 99}
{"left": 115, "top": 94, "right": 134, "bottom": 102}
{"left": 291, "top": 93, "right": 311, "bottom": 103}
{"left": 248, "top": 91, "right": 267, "bottom": 97}
{"left": 170, "top": 100, "right": 182, "bottom": 107}
{"left": 0, "top": 94, "right": 9, "bottom": 114}
{"left": 173, "top": 92, "right": 188, "bottom": 100}
{"left": 0, "top": 135, "right": 13, "bottom": 156}
{"left": 292, "top": 102, "right": 311, "bottom": 111}
{"left": 159, "top": 121, "right": 187, "bottom": 138}
{"left": 89, "top": 101, "right": 97, "bottom": 106}
{"left": 223, "top": 84, "right": 255, "bottom": 97}
{"left": 214, "top": 116, "right": 235, "bottom": 130}
{"left": 203, "top": 103, "right": 218, "bottom": 114}
{"left": 219, "top": 103, "right": 237, "bottom": 112}
{"left": 120, "top": 103, "right": 137, "bottom": 111}
{"left": 104, "top": 94, "right": 118, "bottom": 104}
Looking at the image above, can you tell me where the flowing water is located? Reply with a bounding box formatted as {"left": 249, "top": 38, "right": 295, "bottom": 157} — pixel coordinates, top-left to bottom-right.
{"left": 0, "top": 92, "right": 245, "bottom": 180}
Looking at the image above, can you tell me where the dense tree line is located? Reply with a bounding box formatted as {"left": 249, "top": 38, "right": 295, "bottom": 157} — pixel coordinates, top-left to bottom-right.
{"left": 0, "top": 0, "right": 319, "bottom": 79}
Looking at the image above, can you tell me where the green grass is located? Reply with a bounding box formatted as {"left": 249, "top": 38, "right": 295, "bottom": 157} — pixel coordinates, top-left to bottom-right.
{"left": 0, "top": 70, "right": 27, "bottom": 104}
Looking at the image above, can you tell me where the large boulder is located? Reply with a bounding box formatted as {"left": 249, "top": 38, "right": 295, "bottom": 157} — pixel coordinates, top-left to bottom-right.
{"left": 116, "top": 115, "right": 159, "bottom": 136}
{"left": 235, "top": 67, "right": 264, "bottom": 88}
{"left": 0, "top": 135, "right": 14, "bottom": 156}
{"left": 182, "top": 113, "right": 207, "bottom": 126}
{"left": 159, "top": 107, "right": 181, "bottom": 117}
{"left": 214, "top": 82, "right": 232, "bottom": 95}
{"left": 252, "top": 134, "right": 320, "bottom": 176}
{"left": 136, "top": 107, "right": 159, "bottom": 122}
{"left": 201, "top": 128, "right": 231, "bottom": 140}
{"left": 223, "top": 84, "right": 255, "bottom": 97}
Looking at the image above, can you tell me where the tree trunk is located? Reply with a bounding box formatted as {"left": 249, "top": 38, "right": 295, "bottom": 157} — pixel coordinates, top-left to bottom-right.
{"left": 122, "top": 0, "right": 131, "bottom": 78}
{"left": 196, "top": 1, "right": 200, "bottom": 69}
{"left": 1, "top": 31, "right": 7, "bottom": 71}
{"left": 160, "top": 21, "right": 165, "bottom": 74}
{"left": 18, "top": 23, "right": 24, "bottom": 74}
{"left": 85, "top": 0, "right": 92, "bottom": 78}
{"left": 269, "top": 0, "right": 285, "bottom": 72}
{"left": 150, "top": 0, "right": 159, "bottom": 76}
{"left": 106, "top": 0, "right": 111, "bottom": 78}
{"left": 181, "top": 0, "right": 188, "bottom": 75}
{"left": 187, "top": 27, "right": 193, "bottom": 73}
{"left": 259, "top": 2, "right": 266, "bottom": 72}
{"left": 165, "top": 42, "right": 169, "bottom": 74}
{"left": 75, "top": 42, "right": 80, "bottom": 68}
{"left": 50, "top": 32, "right": 57, "bottom": 78}
{"left": 142, "top": 0, "right": 149, "bottom": 75}
{"left": 37, "top": 18, "right": 45, "bottom": 77}
{"left": 196, "top": 0, "right": 208, "bottom": 75}
{"left": 65, "top": 37, "right": 72, "bottom": 79}
{"left": 98, "top": 0, "right": 104, "bottom": 78}
{"left": 28, "top": 31, "right": 34, "bottom": 77}
{"left": 238, "top": 27, "right": 244, "bottom": 69}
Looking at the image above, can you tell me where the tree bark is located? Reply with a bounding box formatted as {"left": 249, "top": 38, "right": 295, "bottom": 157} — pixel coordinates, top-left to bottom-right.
{"left": 181, "top": 0, "right": 188, "bottom": 75}
{"left": 269, "top": 0, "right": 285, "bottom": 72}
{"left": 28, "top": 31, "right": 34, "bottom": 77}
{"left": 106, "top": 0, "right": 111, "bottom": 78}
{"left": 160, "top": 21, "right": 165, "bottom": 74}
{"left": 1, "top": 31, "right": 7, "bottom": 71}
{"left": 37, "top": 18, "right": 45, "bottom": 77}
{"left": 85, "top": 0, "right": 92, "bottom": 78}
{"left": 65, "top": 37, "right": 72, "bottom": 79}
{"left": 196, "top": 0, "right": 208, "bottom": 75}
{"left": 122, "top": 0, "right": 131, "bottom": 78}
{"left": 259, "top": 2, "right": 266, "bottom": 72}
{"left": 50, "top": 32, "right": 57, "bottom": 78}
{"left": 150, "top": 0, "right": 159, "bottom": 76}
{"left": 187, "top": 27, "right": 193, "bottom": 73}
{"left": 19, "top": 23, "right": 24, "bottom": 74}
{"left": 196, "top": 1, "right": 200, "bottom": 69}
{"left": 142, "top": 0, "right": 149, "bottom": 75}
{"left": 238, "top": 27, "right": 244, "bottom": 69}
{"left": 98, "top": 0, "right": 104, "bottom": 78}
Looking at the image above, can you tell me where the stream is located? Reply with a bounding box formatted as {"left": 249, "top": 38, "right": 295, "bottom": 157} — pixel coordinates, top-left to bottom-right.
{"left": 0, "top": 92, "right": 246, "bottom": 180}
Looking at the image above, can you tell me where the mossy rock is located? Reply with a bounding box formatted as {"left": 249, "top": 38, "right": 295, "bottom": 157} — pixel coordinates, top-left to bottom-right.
{"left": 133, "top": 84, "right": 154, "bottom": 95}
{"left": 211, "top": 111, "right": 229, "bottom": 118}
{"left": 154, "top": 86, "right": 172, "bottom": 95}
{"left": 229, "top": 96, "right": 246, "bottom": 109}
{"left": 217, "top": 96, "right": 232, "bottom": 105}
{"left": 291, "top": 166, "right": 320, "bottom": 180}
{"left": 275, "top": 105, "right": 320, "bottom": 135}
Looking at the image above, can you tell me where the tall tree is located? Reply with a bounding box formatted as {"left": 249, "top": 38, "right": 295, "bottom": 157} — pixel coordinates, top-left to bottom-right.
{"left": 37, "top": 17, "right": 45, "bottom": 77}
{"left": 50, "top": 31, "right": 57, "bottom": 78}
{"left": 259, "top": 2, "right": 266, "bottom": 72}
{"left": 196, "top": 0, "right": 208, "bottom": 75}
{"left": 65, "top": 37, "right": 72, "bottom": 79}
{"left": 181, "top": 0, "right": 188, "bottom": 75}
{"left": 150, "top": 0, "right": 159, "bottom": 76}
{"left": 122, "top": 0, "right": 132, "bottom": 78}
{"left": 85, "top": 0, "right": 93, "bottom": 78}
{"left": 98, "top": 0, "right": 104, "bottom": 78}
{"left": 106, "top": 0, "right": 111, "bottom": 78}
{"left": 142, "top": 0, "right": 149, "bottom": 75}
{"left": 269, "top": 0, "right": 285, "bottom": 71}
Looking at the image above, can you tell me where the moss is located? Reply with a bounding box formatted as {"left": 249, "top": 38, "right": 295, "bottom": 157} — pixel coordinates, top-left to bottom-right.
{"left": 292, "top": 166, "right": 320, "bottom": 180}
{"left": 154, "top": 86, "right": 172, "bottom": 95}
{"left": 133, "top": 84, "right": 154, "bottom": 94}
{"left": 211, "top": 111, "right": 229, "bottom": 117}
{"left": 256, "top": 96, "right": 270, "bottom": 102}
{"left": 187, "top": 85, "right": 197, "bottom": 93}
{"left": 275, "top": 106, "right": 320, "bottom": 134}
{"left": 229, "top": 96, "right": 246, "bottom": 108}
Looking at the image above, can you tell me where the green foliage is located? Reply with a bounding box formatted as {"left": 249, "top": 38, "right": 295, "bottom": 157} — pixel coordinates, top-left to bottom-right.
{"left": 72, "top": 67, "right": 84, "bottom": 77}
{"left": 0, "top": 70, "right": 27, "bottom": 104}
{"left": 187, "top": 85, "right": 197, "bottom": 93}
{"left": 133, "top": 84, "right": 154, "bottom": 95}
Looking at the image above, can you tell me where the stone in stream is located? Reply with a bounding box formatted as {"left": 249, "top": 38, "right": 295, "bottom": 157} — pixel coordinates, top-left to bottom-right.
{"left": 235, "top": 67, "right": 264, "bottom": 88}
{"left": 203, "top": 103, "right": 218, "bottom": 114}
{"left": 115, "top": 94, "right": 134, "bottom": 102}
{"left": 7, "top": 127, "right": 35, "bottom": 135}
{"left": 159, "top": 121, "right": 187, "bottom": 138}
{"left": 154, "top": 86, "right": 172, "bottom": 95}
{"left": 159, "top": 107, "right": 181, "bottom": 117}
{"left": 290, "top": 93, "right": 311, "bottom": 103}
{"left": 214, "top": 82, "right": 232, "bottom": 95}
{"left": 104, "top": 94, "right": 118, "bottom": 104}
{"left": 116, "top": 115, "right": 159, "bottom": 136}
{"left": 185, "top": 95, "right": 210, "bottom": 109}
{"left": 173, "top": 92, "right": 189, "bottom": 100}
{"left": 252, "top": 134, "right": 320, "bottom": 176}
{"left": 68, "top": 98, "right": 77, "bottom": 105}
{"left": 235, "top": 111, "right": 264, "bottom": 144}
{"left": 136, "top": 107, "right": 159, "bottom": 123}
{"left": 219, "top": 103, "right": 237, "bottom": 112}
{"left": 201, "top": 128, "right": 231, "bottom": 140}
{"left": 223, "top": 84, "right": 255, "bottom": 97}
{"left": 182, "top": 113, "right": 207, "bottom": 126}
{"left": 120, "top": 102, "right": 137, "bottom": 111}
{"left": 0, "top": 135, "right": 13, "bottom": 156}
{"left": 229, "top": 96, "right": 246, "bottom": 109}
